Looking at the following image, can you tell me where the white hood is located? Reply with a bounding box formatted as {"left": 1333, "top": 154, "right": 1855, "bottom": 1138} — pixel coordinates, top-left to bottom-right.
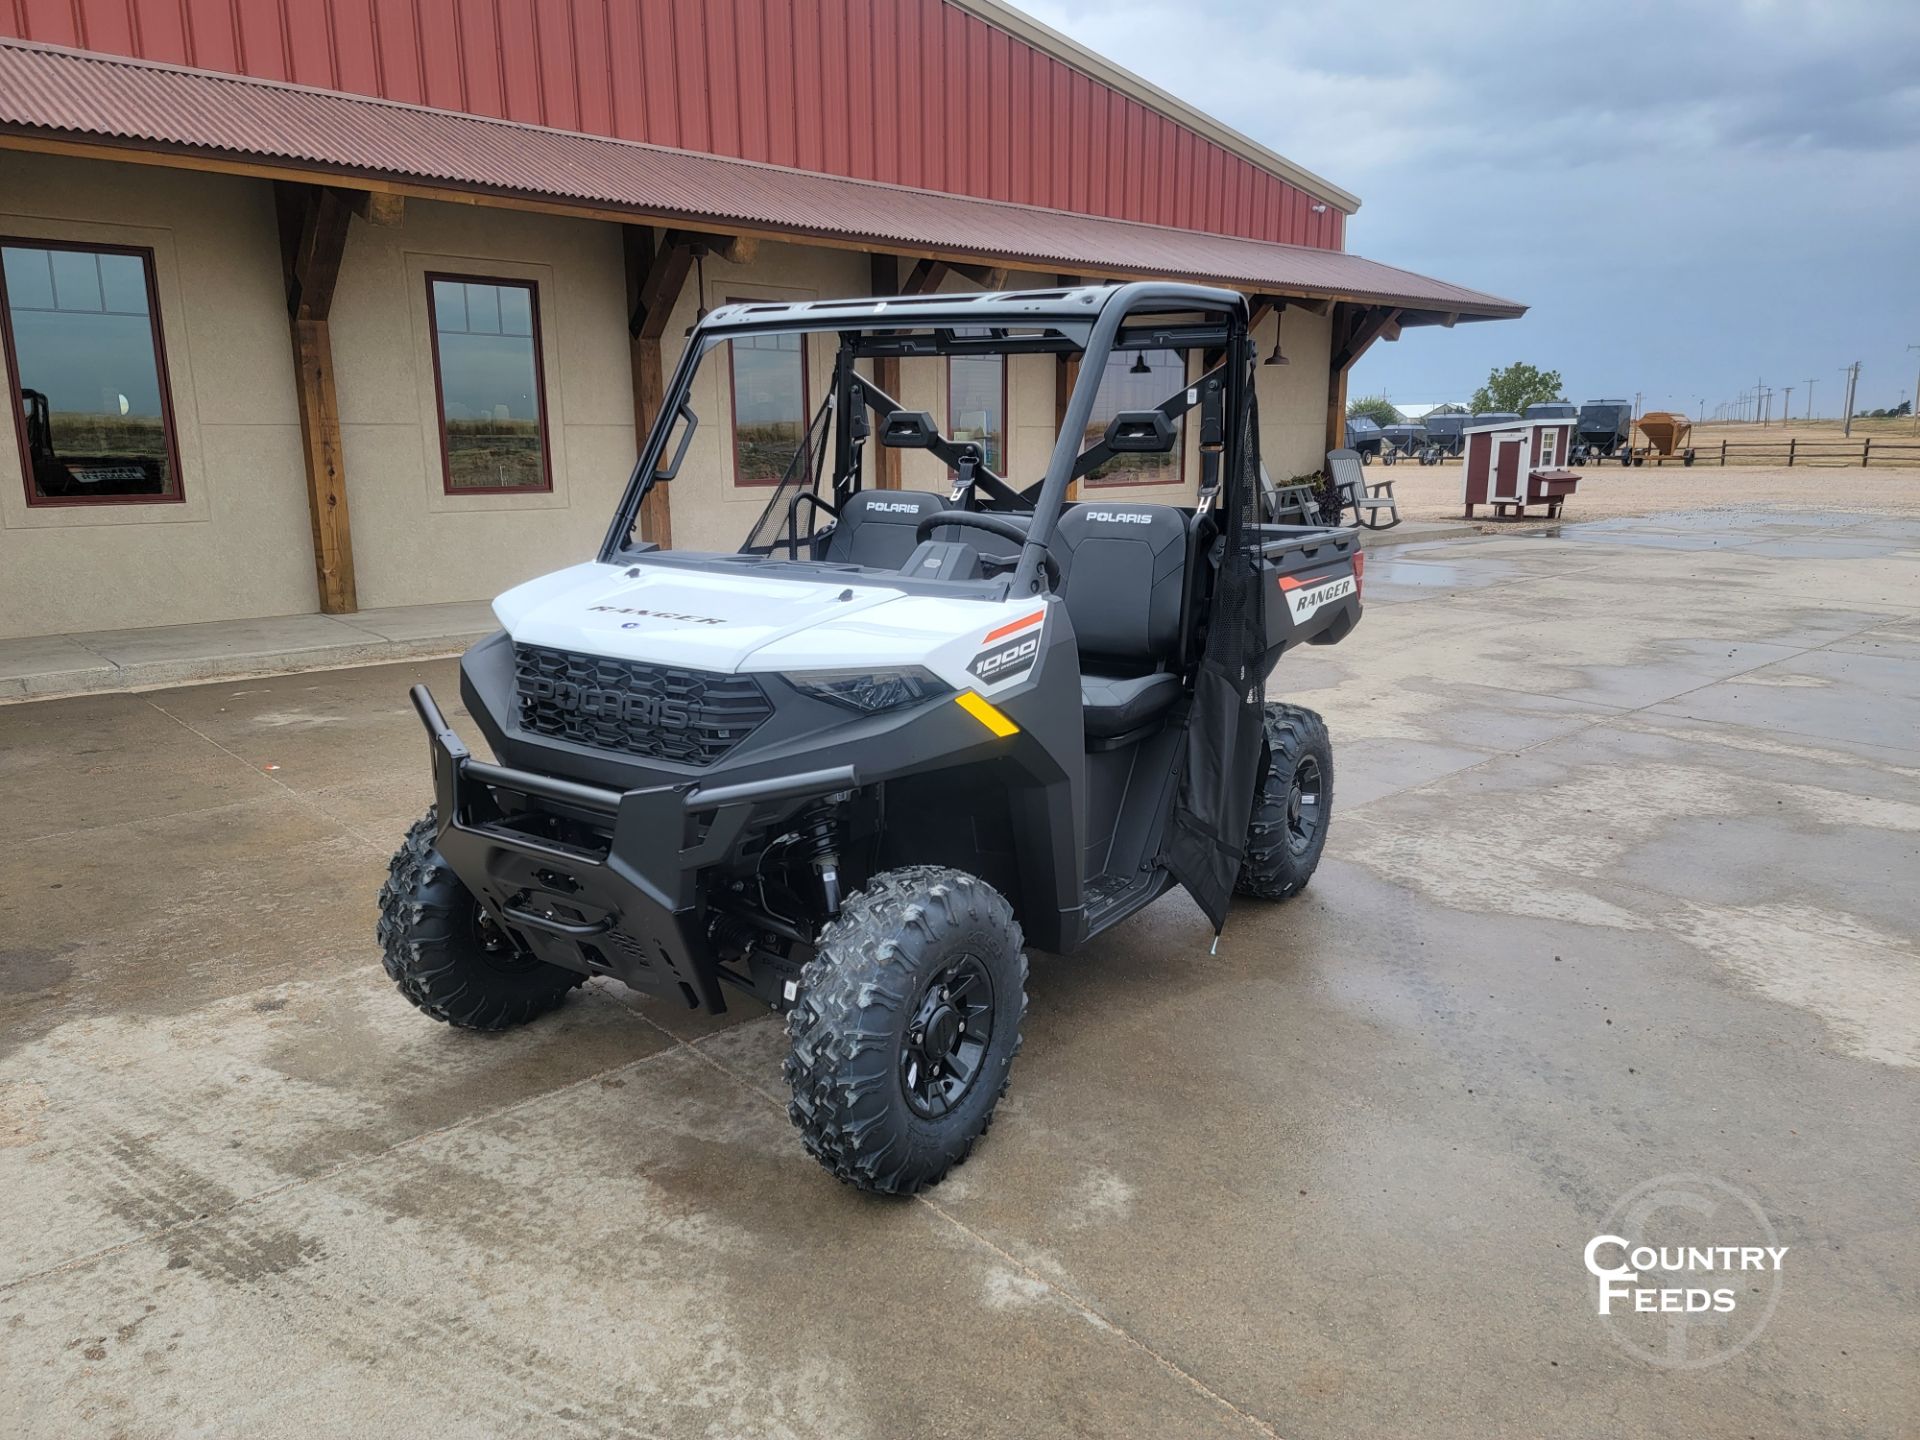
{"left": 495, "top": 561, "right": 908, "bottom": 672}
{"left": 493, "top": 559, "right": 1058, "bottom": 694}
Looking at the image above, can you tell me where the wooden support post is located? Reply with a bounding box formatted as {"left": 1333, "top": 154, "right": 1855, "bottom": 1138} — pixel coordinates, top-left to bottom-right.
{"left": 870, "top": 253, "right": 902, "bottom": 489}
{"left": 1324, "top": 304, "right": 1402, "bottom": 458}
{"left": 624, "top": 226, "right": 698, "bottom": 547}
{"left": 276, "top": 183, "right": 357, "bottom": 613}
{"left": 1056, "top": 275, "right": 1081, "bottom": 498}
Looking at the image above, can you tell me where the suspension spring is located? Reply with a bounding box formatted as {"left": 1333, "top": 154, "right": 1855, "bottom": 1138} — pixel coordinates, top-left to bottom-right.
{"left": 797, "top": 798, "right": 846, "bottom": 918}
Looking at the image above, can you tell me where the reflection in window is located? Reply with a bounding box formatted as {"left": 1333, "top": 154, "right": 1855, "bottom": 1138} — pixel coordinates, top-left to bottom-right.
{"left": 730, "top": 321, "right": 808, "bottom": 486}
{"left": 1083, "top": 348, "right": 1186, "bottom": 488}
{"left": 428, "top": 275, "right": 548, "bottom": 492}
{"left": 2, "top": 241, "right": 179, "bottom": 504}
{"left": 948, "top": 333, "right": 1005, "bottom": 473}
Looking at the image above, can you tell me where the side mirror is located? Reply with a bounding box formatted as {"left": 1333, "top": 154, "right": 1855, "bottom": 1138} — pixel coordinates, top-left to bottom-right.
{"left": 1104, "top": 409, "right": 1175, "bottom": 453}
{"left": 880, "top": 411, "right": 939, "bottom": 448}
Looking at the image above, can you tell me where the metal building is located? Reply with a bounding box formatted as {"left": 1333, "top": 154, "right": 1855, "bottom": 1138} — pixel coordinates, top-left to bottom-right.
{"left": 0, "top": 0, "right": 1521, "bottom": 638}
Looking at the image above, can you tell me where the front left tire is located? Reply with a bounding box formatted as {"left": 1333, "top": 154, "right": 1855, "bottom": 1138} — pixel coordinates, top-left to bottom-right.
{"left": 785, "top": 866, "right": 1027, "bottom": 1195}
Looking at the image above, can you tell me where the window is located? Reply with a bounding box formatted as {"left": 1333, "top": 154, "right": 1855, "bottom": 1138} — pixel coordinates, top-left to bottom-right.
{"left": 729, "top": 310, "right": 809, "bottom": 486}
{"left": 947, "top": 335, "right": 1006, "bottom": 473}
{"left": 1, "top": 239, "right": 181, "bottom": 505}
{"left": 427, "top": 274, "right": 550, "bottom": 493}
{"left": 1082, "top": 348, "right": 1186, "bottom": 488}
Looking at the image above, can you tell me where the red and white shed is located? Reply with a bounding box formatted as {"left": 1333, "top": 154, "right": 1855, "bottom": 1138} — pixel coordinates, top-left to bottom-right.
{"left": 1461, "top": 418, "right": 1581, "bottom": 519}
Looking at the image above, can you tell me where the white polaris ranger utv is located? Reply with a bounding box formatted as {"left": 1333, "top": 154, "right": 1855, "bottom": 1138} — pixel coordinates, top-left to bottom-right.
{"left": 380, "top": 283, "right": 1362, "bottom": 1194}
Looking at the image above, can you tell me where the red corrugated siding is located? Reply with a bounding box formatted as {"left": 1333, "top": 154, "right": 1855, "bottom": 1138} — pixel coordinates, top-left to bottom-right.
{"left": 0, "top": 0, "right": 1345, "bottom": 247}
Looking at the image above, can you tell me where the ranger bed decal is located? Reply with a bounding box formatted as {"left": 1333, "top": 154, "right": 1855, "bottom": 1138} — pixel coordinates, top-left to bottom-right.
{"left": 1278, "top": 571, "right": 1357, "bottom": 624}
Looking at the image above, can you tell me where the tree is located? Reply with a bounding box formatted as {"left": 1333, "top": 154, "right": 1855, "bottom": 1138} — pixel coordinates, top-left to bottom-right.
{"left": 1346, "top": 394, "right": 1401, "bottom": 426}
{"left": 1470, "top": 362, "right": 1565, "bottom": 414}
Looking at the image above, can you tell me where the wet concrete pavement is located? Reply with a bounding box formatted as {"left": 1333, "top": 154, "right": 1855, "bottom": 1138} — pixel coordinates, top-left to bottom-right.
{"left": 3, "top": 506, "right": 1917, "bottom": 1438}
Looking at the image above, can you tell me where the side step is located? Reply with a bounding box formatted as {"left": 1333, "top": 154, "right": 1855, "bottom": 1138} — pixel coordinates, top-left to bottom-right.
{"left": 1082, "top": 867, "right": 1171, "bottom": 938}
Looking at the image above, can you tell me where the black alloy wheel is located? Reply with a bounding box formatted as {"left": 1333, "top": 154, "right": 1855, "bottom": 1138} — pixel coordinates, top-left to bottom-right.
{"left": 901, "top": 955, "right": 995, "bottom": 1119}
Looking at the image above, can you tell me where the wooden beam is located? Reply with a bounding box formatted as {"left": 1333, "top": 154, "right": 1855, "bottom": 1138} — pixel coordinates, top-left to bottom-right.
{"left": 948, "top": 261, "right": 1010, "bottom": 290}
{"left": 870, "top": 253, "right": 903, "bottom": 489}
{"left": 1292, "top": 296, "right": 1333, "bottom": 317}
{"left": 625, "top": 226, "right": 701, "bottom": 546}
{"left": 664, "top": 228, "right": 758, "bottom": 266}
{"left": 1333, "top": 306, "right": 1401, "bottom": 372}
{"left": 275, "top": 182, "right": 357, "bottom": 613}
{"left": 282, "top": 185, "right": 352, "bottom": 321}
{"left": 348, "top": 190, "right": 405, "bottom": 226}
{"left": 902, "top": 258, "right": 950, "bottom": 295}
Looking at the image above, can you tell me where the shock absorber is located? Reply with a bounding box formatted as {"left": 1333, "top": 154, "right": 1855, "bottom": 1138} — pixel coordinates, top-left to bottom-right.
{"left": 797, "top": 798, "right": 846, "bottom": 918}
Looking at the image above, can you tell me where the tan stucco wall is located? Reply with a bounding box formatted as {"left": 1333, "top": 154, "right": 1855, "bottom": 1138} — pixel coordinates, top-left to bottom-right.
{"left": 1254, "top": 305, "right": 1335, "bottom": 483}
{"left": 328, "top": 197, "right": 637, "bottom": 608}
{"left": 0, "top": 150, "right": 316, "bottom": 639}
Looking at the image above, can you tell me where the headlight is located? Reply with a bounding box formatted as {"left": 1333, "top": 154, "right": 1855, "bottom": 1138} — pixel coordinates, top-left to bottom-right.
{"left": 781, "top": 667, "right": 952, "bottom": 714}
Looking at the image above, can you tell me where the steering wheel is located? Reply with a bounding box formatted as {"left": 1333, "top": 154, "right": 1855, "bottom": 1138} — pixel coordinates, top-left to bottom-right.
{"left": 916, "top": 510, "right": 1060, "bottom": 589}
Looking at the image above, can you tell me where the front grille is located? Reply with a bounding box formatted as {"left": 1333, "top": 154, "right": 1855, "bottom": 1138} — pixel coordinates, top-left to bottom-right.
{"left": 513, "top": 644, "right": 773, "bottom": 767}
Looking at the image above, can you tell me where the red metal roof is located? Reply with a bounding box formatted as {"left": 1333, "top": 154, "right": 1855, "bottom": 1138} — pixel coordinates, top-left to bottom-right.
{"left": 0, "top": 0, "right": 1354, "bottom": 248}
{"left": 0, "top": 40, "right": 1523, "bottom": 318}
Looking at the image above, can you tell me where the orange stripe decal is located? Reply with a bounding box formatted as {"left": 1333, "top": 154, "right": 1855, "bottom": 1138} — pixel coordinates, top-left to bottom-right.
{"left": 983, "top": 610, "right": 1045, "bottom": 643}
{"left": 1277, "top": 575, "right": 1302, "bottom": 590}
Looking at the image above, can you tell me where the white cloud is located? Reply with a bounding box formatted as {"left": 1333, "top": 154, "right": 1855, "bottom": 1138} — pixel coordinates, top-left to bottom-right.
{"left": 1025, "top": 0, "right": 1920, "bottom": 411}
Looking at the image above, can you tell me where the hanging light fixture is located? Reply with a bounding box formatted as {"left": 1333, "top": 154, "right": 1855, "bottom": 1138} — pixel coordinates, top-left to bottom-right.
{"left": 1264, "top": 299, "right": 1290, "bottom": 365}
{"left": 1130, "top": 350, "right": 1151, "bottom": 375}
{"left": 693, "top": 247, "right": 711, "bottom": 322}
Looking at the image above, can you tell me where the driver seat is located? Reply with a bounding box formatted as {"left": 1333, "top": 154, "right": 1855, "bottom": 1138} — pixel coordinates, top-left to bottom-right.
{"left": 822, "top": 490, "right": 947, "bottom": 570}
{"left": 1052, "top": 503, "right": 1192, "bottom": 739}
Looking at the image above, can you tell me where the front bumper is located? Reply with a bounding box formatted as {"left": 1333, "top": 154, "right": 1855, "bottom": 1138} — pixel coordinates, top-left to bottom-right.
{"left": 411, "top": 684, "right": 854, "bottom": 1011}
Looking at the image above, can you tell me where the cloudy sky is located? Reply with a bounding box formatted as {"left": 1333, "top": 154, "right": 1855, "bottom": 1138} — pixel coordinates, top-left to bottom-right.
{"left": 1026, "top": 0, "right": 1920, "bottom": 418}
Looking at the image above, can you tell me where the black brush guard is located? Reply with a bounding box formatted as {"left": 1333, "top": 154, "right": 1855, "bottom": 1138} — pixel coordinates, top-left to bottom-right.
{"left": 411, "top": 685, "right": 854, "bottom": 1012}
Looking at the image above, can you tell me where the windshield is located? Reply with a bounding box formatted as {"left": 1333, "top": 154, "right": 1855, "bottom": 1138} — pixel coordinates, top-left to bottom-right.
{"left": 599, "top": 286, "right": 1251, "bottom": 592}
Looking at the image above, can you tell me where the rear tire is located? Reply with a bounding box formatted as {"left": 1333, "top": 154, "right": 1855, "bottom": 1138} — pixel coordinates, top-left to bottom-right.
{"left": 1236, "top": 704, "right": 1334, "bottom": 901}
{"left": 785, "top": 867, "right": 1027, "bottom": 1195}
{"left": 376, "top": 810, "right": 586, "bottom": 1030}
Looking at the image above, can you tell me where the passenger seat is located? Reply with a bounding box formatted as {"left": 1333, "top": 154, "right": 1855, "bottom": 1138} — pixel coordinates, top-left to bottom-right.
{"left": 822, "top": 490, "right": 946, "bottom": 570}
{"left": 1052, "top": 502, "right": 1192, "bottom": 738}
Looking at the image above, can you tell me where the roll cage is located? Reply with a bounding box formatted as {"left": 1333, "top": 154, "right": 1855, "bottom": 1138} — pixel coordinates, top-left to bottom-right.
{"left": 599, "top": 282, "right": 1255, "bottom": 597}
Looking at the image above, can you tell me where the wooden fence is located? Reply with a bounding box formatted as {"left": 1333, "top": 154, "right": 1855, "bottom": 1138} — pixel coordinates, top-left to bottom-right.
{"left": 1697, "top": 438, "right": 1920, "bottom": 468}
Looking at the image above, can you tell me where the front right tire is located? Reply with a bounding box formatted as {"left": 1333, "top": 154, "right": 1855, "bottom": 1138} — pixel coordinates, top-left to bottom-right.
{"left": 376, "top": 810, "right": 585, "bottom": 1030}
{"left": 785, "top": 866, "right": 1027, "bottom": 1196}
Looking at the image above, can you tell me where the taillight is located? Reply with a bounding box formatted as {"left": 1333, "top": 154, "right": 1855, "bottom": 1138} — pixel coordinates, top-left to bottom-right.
{"left": 1352, "top": 550, "right": 1364, "bottom": 601}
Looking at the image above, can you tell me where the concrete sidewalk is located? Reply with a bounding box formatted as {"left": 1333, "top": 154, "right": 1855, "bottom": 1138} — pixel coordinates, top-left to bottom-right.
{"left": 0, "top": 600, "right": 497, "bottom": 703}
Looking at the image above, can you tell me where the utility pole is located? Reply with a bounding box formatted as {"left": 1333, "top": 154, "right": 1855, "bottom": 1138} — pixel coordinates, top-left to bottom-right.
{"left": 1781, "top": 386, "right": 1793, "bottom": 426}
{"left": 1908, "top": 345, "right": 1919, "bottom": 431}
{"left": 1840, "top": 362, "right": 1861, "bottom": 438}
{"left": 1804, "top": 378, "right": 1816, "bottom": 422}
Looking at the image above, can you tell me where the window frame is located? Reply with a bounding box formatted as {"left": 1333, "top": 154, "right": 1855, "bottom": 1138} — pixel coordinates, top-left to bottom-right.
{"left": 424, "top": 270, "right": 553, "bottom": 497}
{"left": 945, "top": 346, "right": 1010, "bottom": 476}
{"left": 727, "top": 295, "right": 812, "bottom": 488}
{"left": 0, "top": 235, "right": 186, "bottom": 509}
{"left": 1081, "top": 347, "right": 1189, "bottom": 490}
